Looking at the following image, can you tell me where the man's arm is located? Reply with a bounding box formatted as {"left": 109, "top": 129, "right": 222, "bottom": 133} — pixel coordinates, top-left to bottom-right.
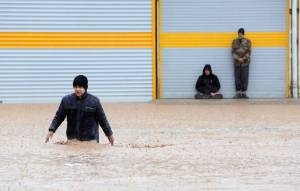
{"left": 196, "top": 76, "right": 209, "bottom": 94}
{"left": 211, "top": 76, "right": 221, "bottom": 93}
{"left": 248, "top": 40, "right": 252, "bottom": 56}
{"left": 241, "top": 40, "right": 252, "bottom": 62}
{"left": 45, "top": 99, "right": 67, "bottom": 143}
{"left": 231, "top": 40, "right": 240, "bottom": 61}
{"left": 49, "top": 99, "right": 67, "bottom": 132}
{"left": 45, "top": 98, "right": 67, "bottom": 143}
{"left": 96, "top": 99, "right": 114, "bottom": 145}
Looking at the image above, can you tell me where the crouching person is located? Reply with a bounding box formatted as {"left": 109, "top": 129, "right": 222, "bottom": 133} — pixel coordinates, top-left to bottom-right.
{"left": 195, "top": 64, "right": 223, "bottom": 99}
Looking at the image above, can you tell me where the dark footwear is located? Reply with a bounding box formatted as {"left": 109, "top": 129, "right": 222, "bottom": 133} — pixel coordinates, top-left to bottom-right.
{"left": 242, "top": 94, "right": 249, "bottom": 99}
{"left": 195, "top": 93, "right": 210, "bottom": 99}
{"left": 211, "top": 94, "right": 223, "bottom": 99}
{"left": 233, "top": 93, "right": 242, "bottom": 99}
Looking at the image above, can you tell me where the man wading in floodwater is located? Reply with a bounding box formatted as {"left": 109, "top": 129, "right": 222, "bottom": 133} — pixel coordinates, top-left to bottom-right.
{"left": 45, "top": 75, "right": 114, "bottom": 145}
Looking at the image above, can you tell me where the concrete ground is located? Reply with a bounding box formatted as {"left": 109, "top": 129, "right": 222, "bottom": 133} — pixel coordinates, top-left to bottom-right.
{"left": 0, "top": 100, "right": 300, "bottom": 191}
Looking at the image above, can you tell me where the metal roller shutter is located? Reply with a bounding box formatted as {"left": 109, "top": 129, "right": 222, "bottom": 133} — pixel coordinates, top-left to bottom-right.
{"left": 160, "top": 0, "right": 288, "bottom": 98}
{"left": 0, "top": 0, "right": 154, "bottom": 103}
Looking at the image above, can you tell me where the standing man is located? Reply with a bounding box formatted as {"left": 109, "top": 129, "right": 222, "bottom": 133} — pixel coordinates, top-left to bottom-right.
{"left": 45, "top": 75, "right": 114, "bottom": 145}
{"left": 232, "top": 28, "right": 252, "bottom": 98}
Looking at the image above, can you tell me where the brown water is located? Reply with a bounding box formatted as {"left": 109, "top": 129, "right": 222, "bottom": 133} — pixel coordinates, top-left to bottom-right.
{"left": 0, "top": 101, "right": 300, "bottom": 191}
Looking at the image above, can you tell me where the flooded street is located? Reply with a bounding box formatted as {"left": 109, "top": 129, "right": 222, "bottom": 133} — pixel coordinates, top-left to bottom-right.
{"left": 0, "top": 100, "right": 300, "bottom": 191}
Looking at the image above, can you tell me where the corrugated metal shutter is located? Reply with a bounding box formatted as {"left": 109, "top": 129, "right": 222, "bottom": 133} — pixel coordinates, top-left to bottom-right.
{"left": 0, "top": 0, "right": 153, "bottom": 103}
{"left": 0, "top": 49, "right": 152, "bottom": 103}
{"left": 0, "top": 0, "right": 152, "bottom": 32}
{"left": 160, "top": 0, "right": 288, "bottom": 98}
{"left": 162, "top": 48, "right": 286, "bottom": 98}
{"left": 162, "top": 0, "right": 286, "bottom": 32}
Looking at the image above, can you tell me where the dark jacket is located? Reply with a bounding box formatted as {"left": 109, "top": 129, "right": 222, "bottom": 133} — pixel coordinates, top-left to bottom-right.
{"left": 49, "top": 92, "right": 112, "bottom": 142}
{"left": 195, "top": 65, "right": 221, "bottom": 94}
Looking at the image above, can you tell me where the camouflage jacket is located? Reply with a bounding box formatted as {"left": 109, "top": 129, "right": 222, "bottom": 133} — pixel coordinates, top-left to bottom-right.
{"left": 232, "top": 37, "right": 252, "bottom": 66}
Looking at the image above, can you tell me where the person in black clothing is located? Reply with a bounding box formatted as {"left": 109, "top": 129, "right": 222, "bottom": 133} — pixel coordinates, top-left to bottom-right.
{"left": 45, "top": 75, "right": 114, "bottom": 145}
{"left": 195, "top": 64, "right": 223, "bottom": 99}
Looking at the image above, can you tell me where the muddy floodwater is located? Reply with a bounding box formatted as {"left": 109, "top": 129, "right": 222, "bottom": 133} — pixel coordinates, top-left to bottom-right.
{"left": 0, "top": 100, "right": 300, "bottom": 191}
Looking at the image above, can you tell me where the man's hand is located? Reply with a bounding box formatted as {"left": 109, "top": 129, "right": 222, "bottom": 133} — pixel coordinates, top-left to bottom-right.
{"left": 238, "top": 58, "right": 243, "bottom": 63}
{"left": 108, "top": 135, "right": 114, "bottom": 146}
{"left": 45, "top": 131, "right": 54, "bottom": 143}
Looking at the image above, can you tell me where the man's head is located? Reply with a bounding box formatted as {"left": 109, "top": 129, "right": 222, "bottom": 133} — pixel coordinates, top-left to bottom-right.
{"left": 73, "top": 75, "right": 88, "bottom": 97}
{"left": 203, "top": 64, "right": 212, "bottom": 76}
{"left": 238, "top": 28, "right": 245, "bottom": 38}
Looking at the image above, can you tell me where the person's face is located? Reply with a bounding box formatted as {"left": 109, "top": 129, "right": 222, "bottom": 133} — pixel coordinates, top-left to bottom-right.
{"left": 74, "top": 86, "right": 85, "bottom": 97}
{"left": 238, "top": 32, "right": 244, "bottom": 39}
{"left": 205, "top": 69, "right": 210, "bottom": 76}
